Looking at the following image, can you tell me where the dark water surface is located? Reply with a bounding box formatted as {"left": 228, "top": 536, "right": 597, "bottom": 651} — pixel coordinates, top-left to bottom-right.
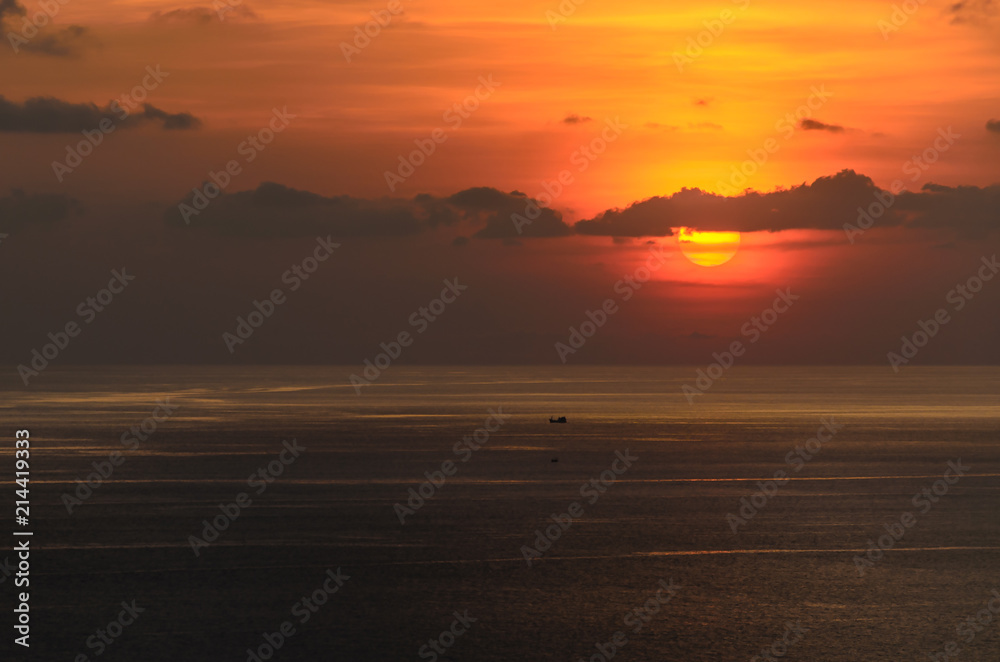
{"left": 2, "top": 366, "right": 999, "bottom": 660}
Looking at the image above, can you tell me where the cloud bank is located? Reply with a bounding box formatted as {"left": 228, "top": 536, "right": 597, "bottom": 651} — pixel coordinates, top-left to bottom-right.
{"left": 163, "top": 172, "right": 1000, "bottom": 241}
{"left": 0, "top": 96, "right": 202, "bottom": 133}
{"left": 166, "top": 183, "right": 573, "bottom": 238}
{"left": 576, "top": 170, "right": 1000, "bottom": 237}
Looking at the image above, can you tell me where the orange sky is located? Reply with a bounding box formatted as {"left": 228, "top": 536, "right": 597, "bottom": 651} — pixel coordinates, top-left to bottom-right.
{"left": 3, "top": 0, "right": 999, "bottom": 217}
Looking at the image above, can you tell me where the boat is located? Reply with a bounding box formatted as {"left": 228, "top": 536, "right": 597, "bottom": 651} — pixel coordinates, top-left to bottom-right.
{"left": 549, "top": 416, "right": 568, "bottom": 424}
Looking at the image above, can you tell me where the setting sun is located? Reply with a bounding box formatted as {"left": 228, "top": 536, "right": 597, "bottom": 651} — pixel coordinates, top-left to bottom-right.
{"left": 677, "top": 227, "right": 742, "bottom": 267}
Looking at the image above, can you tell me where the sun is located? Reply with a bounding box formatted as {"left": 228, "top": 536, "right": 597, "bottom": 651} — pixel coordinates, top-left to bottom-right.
{"left": 677, "top": 227, "right": 741, "bottom": 267}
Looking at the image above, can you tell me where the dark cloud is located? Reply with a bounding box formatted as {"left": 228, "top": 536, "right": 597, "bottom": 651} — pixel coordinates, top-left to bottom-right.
{"left": 575, "top": 170, "right": 1000, "bottom": 237}
{"left": 987, "top": 119, "right": 1000, "bottom": 133}
{"left": 452, "top": 188, "right": 572, "bottom": 239}
{"left": 895, "top": 182, "right": 1000, "bottom": 237}
{"left": 0, "top": 189, "right": 82, "bottom": 232}
{"left": 17, "top": 25, "right": 91, "bottom": 57}
{"left": 138, "top": 104, "right": 201, "bottom": 130}
{"left": 0, "top": 0, "right": 22, "bottom": 19}
{"left": 167, "top": 183, "right": 573, "bottom": 239}
{"left": 562, "top": 114, "right": 592, "bottom": 124}
{"left": 154, "top": 173, "right": 1000, "bottom": 240}
{"left": 0, "top": 96, "right": 202, "bottom": 133}
{"left": 1, "top": 0, "right": 91, "bottom": 57}
{"left": 150, "top": 5, "right": 256, "bottom": 23}
{"left": 948, "top": 0, "right": 998, "bottom": 23}
{"left": 168, "top": 183, "right": 430, "bottom": 236}
{"left": 447, "top": 187, "right": 516, "bottom": 210}
{"left": 800, "top": 118, "right": 845, "bottom": 133}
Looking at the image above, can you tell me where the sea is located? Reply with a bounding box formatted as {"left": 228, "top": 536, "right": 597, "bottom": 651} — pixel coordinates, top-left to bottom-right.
{"left": 2, "top": 366, "right": 998, "bottom": 661}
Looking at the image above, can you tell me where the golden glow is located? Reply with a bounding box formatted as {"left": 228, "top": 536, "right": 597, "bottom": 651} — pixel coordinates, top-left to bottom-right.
{"left": 2, "top": 1, "right": 993, "bottom": 212}
{"left": 677, "top": 227, "right": 741, "bottom": 267}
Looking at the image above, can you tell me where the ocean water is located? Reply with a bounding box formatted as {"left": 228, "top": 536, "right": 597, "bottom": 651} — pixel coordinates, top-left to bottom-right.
{"left": 2, "top": 366, "right": 999, "bottom": 660}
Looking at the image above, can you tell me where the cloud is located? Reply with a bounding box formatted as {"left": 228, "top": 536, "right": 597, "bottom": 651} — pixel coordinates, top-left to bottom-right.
{"left": 17, "top": 25, "right": 92, "bottom": 57}
{"left": 166, "top": 183, "right": 572, "bottom": 239}
{"left": 948, "top": 0, "right": 998, "bottom": 23}
{"left": 0, "top": 0, "right": 21, "bottom": 19}
{"left": 799, "top": 118, "right": 845, "bottom": 133}
{"left": 162, "top": 174, "right": 1000, "bottom": 240}
{"left": 452, "top": 187, "right": 572, "bottom": 239}
{"left": 987, "top": 119, "right": 1000, "bottom": 133}
{"left": 574, "top": 170, "right": 1000, "bottom": 237}
{"left": 167, "top": 183, "right": 432, "bottom": 236}
{"left": 0, "top": 189, "right": 82, "bottom": 232}
{"left": 137, "top": 104, "right": 201, "bottom": 130}
{"left": 150, "top": 5, "right": 256, "bottom": 23}
{"left": 0, "top": 0, "right": 92, "bottom": 57}
{"left": 562, "top": 114, "right": 592, "bottom": 124}
{"left": 895, "top": 182, "right": 1000, "bottom": 237}
{"left": 0, "top": 96, "right": 201, "bottom": 133}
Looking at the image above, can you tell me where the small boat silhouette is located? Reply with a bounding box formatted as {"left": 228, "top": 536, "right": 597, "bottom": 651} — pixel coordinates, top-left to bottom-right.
{"left": 549, "top": 416, "right": 568, "bottom": 424}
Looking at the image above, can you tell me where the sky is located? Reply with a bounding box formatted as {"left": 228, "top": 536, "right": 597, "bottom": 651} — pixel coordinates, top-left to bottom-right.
{"left": 1, "top": 0, "right": 999, "bottom": 368}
